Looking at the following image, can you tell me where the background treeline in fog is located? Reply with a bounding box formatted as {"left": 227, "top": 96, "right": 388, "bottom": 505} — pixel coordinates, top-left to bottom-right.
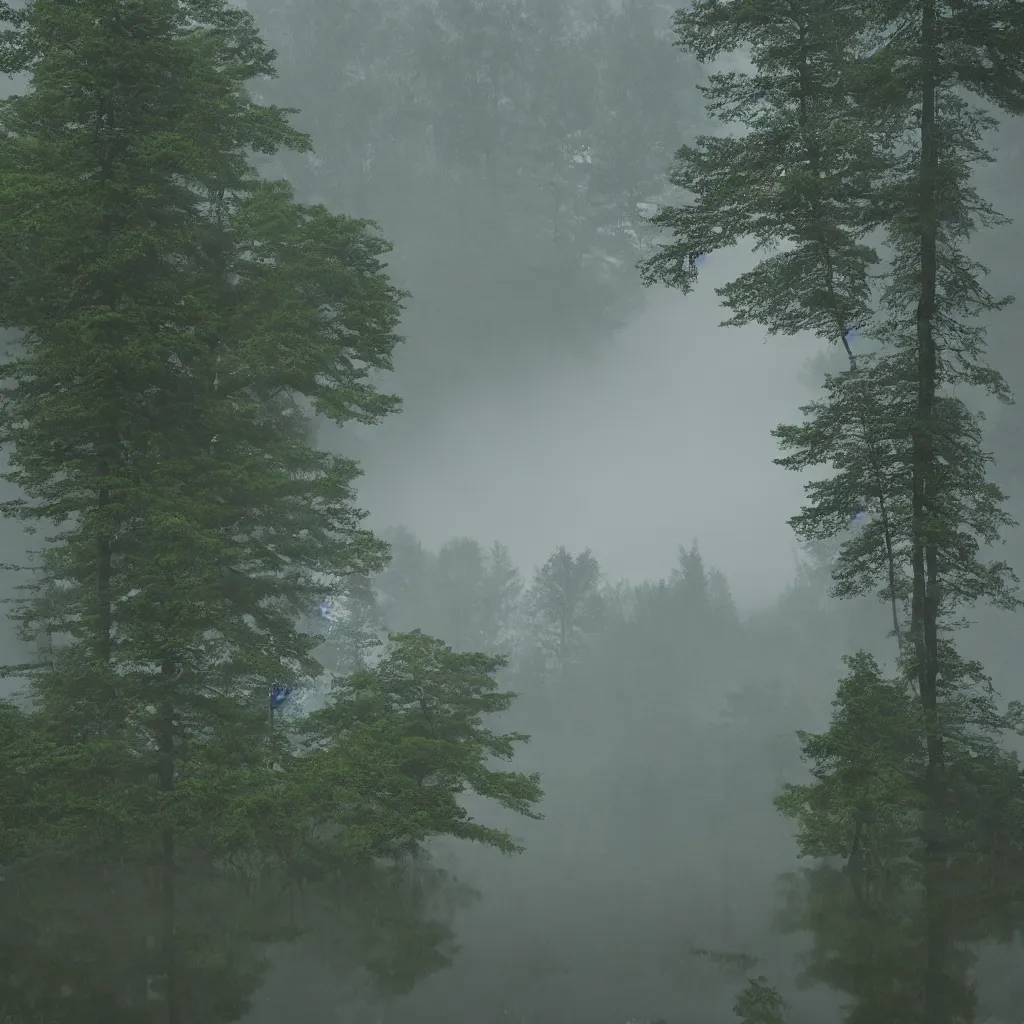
{"left": 242, "top": 0, "right": 717, "bottom": 396}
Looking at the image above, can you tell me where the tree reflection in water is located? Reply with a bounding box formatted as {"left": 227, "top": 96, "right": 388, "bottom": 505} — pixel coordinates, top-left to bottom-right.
{"left": 727, "top": 652, "right": 1024, "bottom": 1024}
{"left": 0, "top": 855, "right": 477, "bottom": 1024}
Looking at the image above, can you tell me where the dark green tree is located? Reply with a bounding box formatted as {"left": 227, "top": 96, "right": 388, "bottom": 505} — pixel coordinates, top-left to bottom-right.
{"left": 773, "top": 746, "right": 1024, "bottom": 1023}
{"left": 771, "top": 647, "right": 1024, "bottom": 1022}
{"left": 732, "top": 976, "right": 788, "bottom": 1024}
{"left": 643, "top": 2, "right": 1024, "bottom": 1017}
{"left": 0, "top": 3, "right": 547, "bottom": 1020}
{"left": 685, "top": 948, "right": 788, "bottom": 1024}
{"left": 0, "top": 1, "right": 407, "bottom": 1019}
{"left": 289, "top": 630, "right": 544, "bottom": 866}
{"left": 642, "top": 0, "right": 1024, "bottom": 841}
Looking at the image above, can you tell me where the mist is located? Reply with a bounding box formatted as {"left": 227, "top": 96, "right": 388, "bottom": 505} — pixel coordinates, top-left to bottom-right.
{"left": 2, "top": 1, "right": 1024, "bottom": 1023}
{"left": 286, "top": 250, "right": 833, "bottom": 1020}
{"left": 348, "top": 278, "right": 820, "bottom": 614}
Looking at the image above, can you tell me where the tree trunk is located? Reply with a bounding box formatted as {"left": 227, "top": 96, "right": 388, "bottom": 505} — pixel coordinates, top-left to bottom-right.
{"left": 923, "top": 850, "right": 950, "bottom": 1023}
{"left": 158, "top": 659, "right": 180, "bottom": 1024}
{"left": 913, "top": 0, "right": 945, "bottom": 856}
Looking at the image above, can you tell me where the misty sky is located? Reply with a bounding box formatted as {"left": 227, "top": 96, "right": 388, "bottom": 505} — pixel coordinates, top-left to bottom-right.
{"left": 344, "top": 247, "right": 823, "bottom": 613}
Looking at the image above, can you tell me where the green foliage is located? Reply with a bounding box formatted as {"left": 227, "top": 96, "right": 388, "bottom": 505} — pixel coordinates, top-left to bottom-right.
{"left": 777, "top": 643, "right": 1024, "bottom": 893}
{"left": 733, "top": 976, "right": 788, "bottom": 1024}
{"left": 775, "top": 652, "right": 925, "bottom": 867}
{"left": 646, "top": 0, "right": 1024, "bottom": 883}
{"left": 687, "top": 947, "right": 788, "bottom": 1024}
{"left": 638, "top": 0, "right": 916, "bottom": 673}
{"left": 639, "top": 0, "right": 885, "bottom": 325}
{"left": 0, "top": 7, "right": 548, "bottom": 1019}
{"left": 290, "top": 631, "right": 543, "bottom": 865}
{"left": 0, "top": 0, "right": 542, "bottom": 902}
{"left": 644, "top": 14, "right": 1024, "bottom": 1023}
{"left": 641, "top": 0, "right": 1021, "bottom": 639}
{"left": 0, "top": 0, "right": 401, "bottom": 864}
{"left": 774, "top": 832, "right": 1024, "bottom": 1024}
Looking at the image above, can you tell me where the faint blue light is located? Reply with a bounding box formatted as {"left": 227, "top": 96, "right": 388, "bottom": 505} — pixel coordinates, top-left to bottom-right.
{"left": 852, "top": 508, "right": 869, "bottom": 525}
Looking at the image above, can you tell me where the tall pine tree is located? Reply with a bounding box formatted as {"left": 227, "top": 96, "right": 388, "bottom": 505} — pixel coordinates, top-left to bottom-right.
{"left": 0, "top": 2, "right": 405, "bottom": 1019}
{"left": 642, "top": 1, "right": 1024, "bottom": 1015}
{"left": 641, "top": 0, "right": 1024, "bottom": 824}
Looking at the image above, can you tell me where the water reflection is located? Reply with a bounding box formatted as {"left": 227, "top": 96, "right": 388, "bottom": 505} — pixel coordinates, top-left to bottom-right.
{"left": 0, "top": 857, "right": 476, "bottom": 1023}
{"left": 727, "top": 653, "right": 1024, "bottom": 1024}
{"left": 718, "top": 844, "right": 1024, "bottom": 1024}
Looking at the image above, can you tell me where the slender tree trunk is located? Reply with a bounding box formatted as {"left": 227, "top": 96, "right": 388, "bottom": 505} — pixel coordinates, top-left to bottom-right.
{"left": 96, "top": 413, "right": 126, "bottom": 727}
{"left": 94, "top": 89, "right": 120, "bottom": 696}
{"left": 161, "top": 825, "right": 178, "bottom": 1024}
{"left": 914, "top": 0, "right": 945, "bottom": 851}
{"left": 923, "top": 850, "right": 950, "bottom": 1023}
{"left": 914, "top": 6, "right": 949, "bottom": 1019}
{"left": 96, "top": 468, "right": 112, "bottom": 663}
{"left": 158, "top": 659, "right": 180, "bottom": 1024}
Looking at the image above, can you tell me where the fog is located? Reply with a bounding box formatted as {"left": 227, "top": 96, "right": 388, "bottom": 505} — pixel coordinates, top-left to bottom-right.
{"left": 3, "top": 1, "right": 1024, "bottom": 1023}
{"left": 344, "top": 276, "right": 819, "bottom": 613}
{"left": 242, "top": 0, "right": 1024, "bottom": 1014}
{"left": 262, "top": 273, "right": 833, "bottom": 1021}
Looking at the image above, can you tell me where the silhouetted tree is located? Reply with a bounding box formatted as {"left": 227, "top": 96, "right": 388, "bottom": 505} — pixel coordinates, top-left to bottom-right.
{"left": 527, "top": 546, "right": 603, "bottom": 679}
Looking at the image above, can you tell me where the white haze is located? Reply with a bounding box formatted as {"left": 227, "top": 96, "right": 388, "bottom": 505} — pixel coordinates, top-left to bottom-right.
{"left": 347, "top": 247, "right": 823, "bottom": 613}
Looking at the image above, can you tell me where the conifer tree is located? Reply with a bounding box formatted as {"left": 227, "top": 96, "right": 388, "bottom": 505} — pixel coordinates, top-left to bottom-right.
{"left": 642, "top": 0, "right": 1024, "bottom": 823}
{"left": 0, "top": 15, "right": 546, "bottom": 1014}
{"left": 0, "top": 0, "right": 404, "bottom": 830}
{"left": 642, "top": 4, "right": 1024, "bottom": 1010}
{"left": 0, "top": 2, "right": 409, "bottom": 1018}
{"left": 292, "top": 630, "right": 543, "bottom": 865}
